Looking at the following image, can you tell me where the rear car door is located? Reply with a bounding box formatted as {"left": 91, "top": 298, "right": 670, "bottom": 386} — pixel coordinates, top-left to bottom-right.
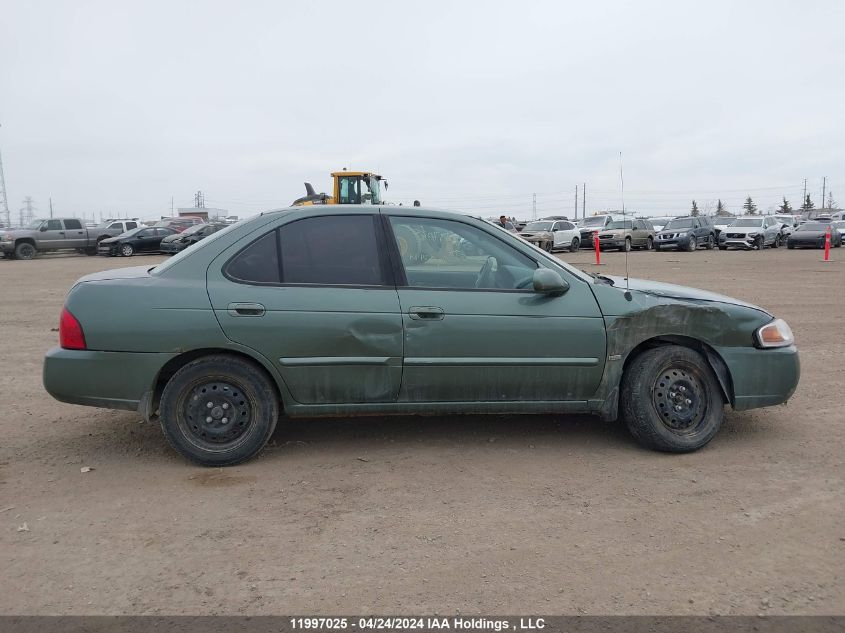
{"left": 62, "top": 219, "right": 87, "bottom": 248}
{"left": 206, "top": 212, "right": 403, "bottom": 404}
{"left": 386, "top": 214, "right": 606, "bottom": 403}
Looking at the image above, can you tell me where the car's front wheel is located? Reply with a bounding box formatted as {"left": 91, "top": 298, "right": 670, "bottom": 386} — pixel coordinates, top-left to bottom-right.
{"left": 685, "top": 236, "right": 696, "bottom": 252}
{"left": 159, "top": 355, "right": 280, "bottom": 466}
{"left": 14, "top": 242, "right": 36, "bottom": 260}
{"left": 120, "top": 243, "right": 135, "bottom": 257}
{"left": 705, "top": 234, "right": 715, "bottom": 250}
{"left": 620, "top": 345, "right": 724, "bottom": 452}
{"left": 569, "top": 237, "right": 580, "bottom": 252}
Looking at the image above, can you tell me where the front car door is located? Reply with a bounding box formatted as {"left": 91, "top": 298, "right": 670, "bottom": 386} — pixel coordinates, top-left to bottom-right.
{"left": 206, "top": 211, "right": 403, "bottom": 405}
{"left": 385, "top": 212, "right": 606, "bottom": 403}
{"left": 38, "top": 219, "right": 66, "bottom": 249}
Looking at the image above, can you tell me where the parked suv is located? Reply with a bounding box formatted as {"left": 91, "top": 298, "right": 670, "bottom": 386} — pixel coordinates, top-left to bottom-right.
{"left": 719, "top": 216, "right": 784, "bottom": 250}
{"left": 656, "top": 216, "right": 716, "bottom": 251}
{"left": 597, "top": 218, "right": 655, "bottom": 251}
{"left": 577, "top": 214, "right": 627, "bottom": 248}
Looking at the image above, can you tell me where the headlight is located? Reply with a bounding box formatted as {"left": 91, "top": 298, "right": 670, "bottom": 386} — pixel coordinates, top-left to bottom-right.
{"left": 747, "top": 232, "right": 758, "bottom": 237}
{"left": 1, "top": 234, "right": 11, "bottom": 242}
{"left": 755, "top": 318, "right": 794, "bottom": 348}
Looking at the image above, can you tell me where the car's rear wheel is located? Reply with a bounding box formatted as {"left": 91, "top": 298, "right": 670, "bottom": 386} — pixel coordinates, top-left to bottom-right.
{"left": 120, "top": 243, "right": 135, "bottom": 257}
{"left": 159, "top": 355, "right": 279, "bottom": 466}
{"left": 646, "top": 236, "right": 654, "bottom": 250}
{"left": 569, "top": 237, "right": 580, "bottom": 252}
{"left": 621, "top": 345, "right": 724, "bottom": 452}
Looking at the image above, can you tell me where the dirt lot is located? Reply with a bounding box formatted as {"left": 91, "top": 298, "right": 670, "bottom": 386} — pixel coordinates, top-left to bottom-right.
{"left": 1, "top": 247, "right": 843, "bottom": 616}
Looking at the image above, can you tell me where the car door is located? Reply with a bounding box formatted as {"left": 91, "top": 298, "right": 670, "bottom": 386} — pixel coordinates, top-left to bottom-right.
{"left": 206, "top": 212, "right": 403, "bottom": 405}
{"left": 62, "top": 219, "right": 87, "bottom": 248}
{"left": 386, "top": 214, "right": 606, "bottom": 403}
{"left": 38, "top": 219, "right": 66, "bottom": 249}
{"left": 552, "top": 221, "right": 576, "bottom": 250}
{"left": 153, "top": 228, "right": 174, "bottom": 250}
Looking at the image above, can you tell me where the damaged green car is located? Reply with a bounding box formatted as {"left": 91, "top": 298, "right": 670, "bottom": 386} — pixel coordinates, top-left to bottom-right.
{"left": 43, "top": 206, "right": 799, "bottom": 466}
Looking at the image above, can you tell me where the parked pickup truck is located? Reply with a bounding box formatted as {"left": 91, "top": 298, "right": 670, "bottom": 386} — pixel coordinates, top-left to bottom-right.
{"left": 0, "top": 218, "right": 133, "bottom": 260}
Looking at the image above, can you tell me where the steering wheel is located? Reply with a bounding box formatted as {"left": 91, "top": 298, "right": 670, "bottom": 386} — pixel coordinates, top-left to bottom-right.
{"left": 475, "top": 256, "right": 496, "bottom": 288}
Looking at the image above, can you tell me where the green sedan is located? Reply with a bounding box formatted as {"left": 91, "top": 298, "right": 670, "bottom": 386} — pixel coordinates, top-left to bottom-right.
{"left": 43, "top": 206, "right": 800, "bottom": 466}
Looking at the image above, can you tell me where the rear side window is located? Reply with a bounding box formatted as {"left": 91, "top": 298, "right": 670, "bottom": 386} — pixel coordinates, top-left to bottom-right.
{"left": 127, "top": 222, "right": 138, "bottom": 230}
{"left": 226, "top": 231, "right": 281, "bottom": 284}
{"left": 279, "top": 215, "right": 384, "bottom": 285}
{"left": 64, "top": 219, "right": 83, "bottom": 230}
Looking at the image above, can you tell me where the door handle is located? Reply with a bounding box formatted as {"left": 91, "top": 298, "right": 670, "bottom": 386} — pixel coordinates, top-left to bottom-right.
{"left": 227, "top": 302, "right": 265, "bottom": 317}
{"left": 408, "top": 306, "right": 445, "bottom": 321}
{"left": 58, "top": 231, "right": 65, "bottom": 235}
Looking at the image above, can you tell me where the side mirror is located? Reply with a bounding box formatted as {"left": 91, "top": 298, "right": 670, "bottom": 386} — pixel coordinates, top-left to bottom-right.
{"left": 533, "top": 268, "right": 569, "bottom": 296}
{"left": 39, "top": 225, "right": 48, "bottom": 232}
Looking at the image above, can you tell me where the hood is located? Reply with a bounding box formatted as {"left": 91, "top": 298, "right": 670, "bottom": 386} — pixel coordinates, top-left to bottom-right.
{"left": 792, "top": 228, "right": 826, "bottom": 236}
{"left": 659, "top": 227, "right": 691, "bottom": 235}
{"left": 604, "top": 276, "right": 767, "bottom": 313}
{"left": 161, "top": 233, "right": 183, "bottom": 243}
{"left": 77, "top": 265, "right": 153, "bottom": 284}
{"left": 99, "top": 235, "right": 122, "bottom": 244}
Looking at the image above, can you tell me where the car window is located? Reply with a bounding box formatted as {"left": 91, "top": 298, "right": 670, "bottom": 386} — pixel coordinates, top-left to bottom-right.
{"left": 279, "top": 215, "right": 385, "bottom": 286}
{"left": 389, "top": 216, "right": 537, "bottom": 290}
{"left": 46, "top": 220, "right": 62, "bottom": 230}
{"left": 561, "top": 221, "right": 574, "bottom": 230}
{"left": 226, "top": 231, "right": 281, "bottom": 284}
{"left": 136, "top": 229, "right": 154, "bottom": 238}
{"left": 108, "top": 223, "right": 122, "bottom": 229}
{"left": 155, "top": 228, "right": 174, "bottom": 236}
{"left": 64, "top": 219, "right": 83, "bottom": 230}
{"left": 127, "top": 222, "right": 138, "bottom": 230}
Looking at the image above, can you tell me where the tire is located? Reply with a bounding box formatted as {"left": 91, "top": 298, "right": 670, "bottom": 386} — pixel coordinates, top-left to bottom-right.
{"left": 623, "top": 237, "right": 632, "bottom": 252}
{"left": 755, "top": 236, "right": 764, "bottom": 250}
{"left": 159, "top": 355, "right": 280, "bottom": 466}
{"left": 120, "top": 243, "right": 135, "bottom": 257}
{"left": 718, "top": 245, "right": 727, "bottom": 251}
{"left": 620, "top": 345, "right": 724, "bottom": 452}
{"left": 14, "top": 242, "right": 36, "bottom": 260}
{"left": 543, "top": 241, "right": 553, "bottom": 252}
{"left": 685, "top": 236, "right": 696, "bottom": 252}
{"left": 773, "top": 235, "right": 781, "bottom": 248}
{"left": 787, "top": 242, "right": 794, "bottom": 249}
{"left": 646, "top": 236, "right": 654, "bottom": 250}
{"left": 705, "top": 234, "right": 715, "bottom": 250}
{"left": 654, "top": 244, "right": 662, "bottom": 252}
{"left": 569, "top": 237, "right": 580, "bottom": 252}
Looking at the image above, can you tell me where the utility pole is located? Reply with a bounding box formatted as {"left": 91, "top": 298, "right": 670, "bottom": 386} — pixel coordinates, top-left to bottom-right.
{"left": 532, "top": 192, "right": 536, "bottom": 220}
{"left": 574, "top": 185, "right": 578, "bottom": 220}
{"left": 194, "top": 190, "right": 205, "bottom": 209}
{"left": 803, "top": 178, "right": 807, "bottom": 209}
{"left": 49, "top": 197, "right": 54, "bottom": 218}
{"left": 171, "top": 196, "right": 174, "bottom": 215}
{"left": 821, "top": 177, "right": 826, "bottom": 210}
{"left": 0, "top": 125, "right": 9, "bottom": 228}
{"left": 582, "top": 183, "right": 586, "bottom": 218}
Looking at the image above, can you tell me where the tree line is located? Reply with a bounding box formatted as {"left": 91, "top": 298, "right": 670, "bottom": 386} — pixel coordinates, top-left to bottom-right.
{"left": 688, "top": 191, "right": 837, "bottom": 217}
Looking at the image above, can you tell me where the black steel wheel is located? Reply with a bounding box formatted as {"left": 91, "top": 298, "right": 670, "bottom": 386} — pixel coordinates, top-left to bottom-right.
{"left": 159, "top": 355, "right": 279, "bottom": 466}
{"left": 621, "top": 345, "right": 724, "bottom": 452}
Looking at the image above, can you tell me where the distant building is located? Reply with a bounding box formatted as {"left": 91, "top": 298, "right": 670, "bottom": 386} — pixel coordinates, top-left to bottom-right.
{"left": 176, "top": 207, "right": 229, "bottom": 221}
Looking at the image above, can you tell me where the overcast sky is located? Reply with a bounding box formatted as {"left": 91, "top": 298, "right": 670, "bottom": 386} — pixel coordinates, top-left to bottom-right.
{"left": 1, "top": 0, "right": 843, "bottom": 222}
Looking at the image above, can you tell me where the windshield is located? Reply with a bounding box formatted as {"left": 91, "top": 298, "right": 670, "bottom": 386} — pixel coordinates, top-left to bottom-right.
{"left": 774, "top": 216, "right": 793, "bottom": 224}
{"left": 524, "top": 221, "right": 554, "bottom": 231}
{"left": 731, "top": 218, "right": 764, "bottom": 228}
{"left": 25, "top": 219, "right": 44, "bottom": 229}
{"left": 664, "top": 218, "right": 693, "bottom": 230}
{"left": 607, "top": 220, "right": 633, "bottom": 230}
{"left": 801, "top": 223, "right": 827, "bottom": 231}
{"left": 832, "top": 221, "right": 845, "bottom": 230}
{"left": 581, "top": 216, "right": 607, "bottom": 228}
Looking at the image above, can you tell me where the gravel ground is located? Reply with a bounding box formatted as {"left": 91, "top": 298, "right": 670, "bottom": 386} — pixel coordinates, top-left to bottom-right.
{"left": 1, "top": 247, "right": 842, "bottom": 615}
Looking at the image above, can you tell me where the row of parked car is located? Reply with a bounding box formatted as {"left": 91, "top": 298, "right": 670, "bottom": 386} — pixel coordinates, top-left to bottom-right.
{"left": 504, "top": 213, "right": 844, "bottom": 253}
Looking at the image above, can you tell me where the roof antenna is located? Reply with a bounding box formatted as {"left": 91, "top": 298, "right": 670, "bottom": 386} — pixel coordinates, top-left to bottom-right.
{"left": 620, "top": 151, "right": 632, "bottom": 301}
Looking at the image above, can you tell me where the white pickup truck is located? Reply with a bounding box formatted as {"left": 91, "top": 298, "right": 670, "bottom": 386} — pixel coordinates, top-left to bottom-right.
{"left": 0, "top": 218, "right": 138, "bottom": 260}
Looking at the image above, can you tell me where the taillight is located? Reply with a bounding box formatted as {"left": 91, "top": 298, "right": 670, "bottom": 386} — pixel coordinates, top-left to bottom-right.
{"left": 59, "top": 307, "right": 87, "bottom": 350}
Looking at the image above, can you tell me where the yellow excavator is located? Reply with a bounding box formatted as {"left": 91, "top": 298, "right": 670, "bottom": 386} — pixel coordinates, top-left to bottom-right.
{"left": 292, "top": 169, "right": 388, "bottom": 206}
